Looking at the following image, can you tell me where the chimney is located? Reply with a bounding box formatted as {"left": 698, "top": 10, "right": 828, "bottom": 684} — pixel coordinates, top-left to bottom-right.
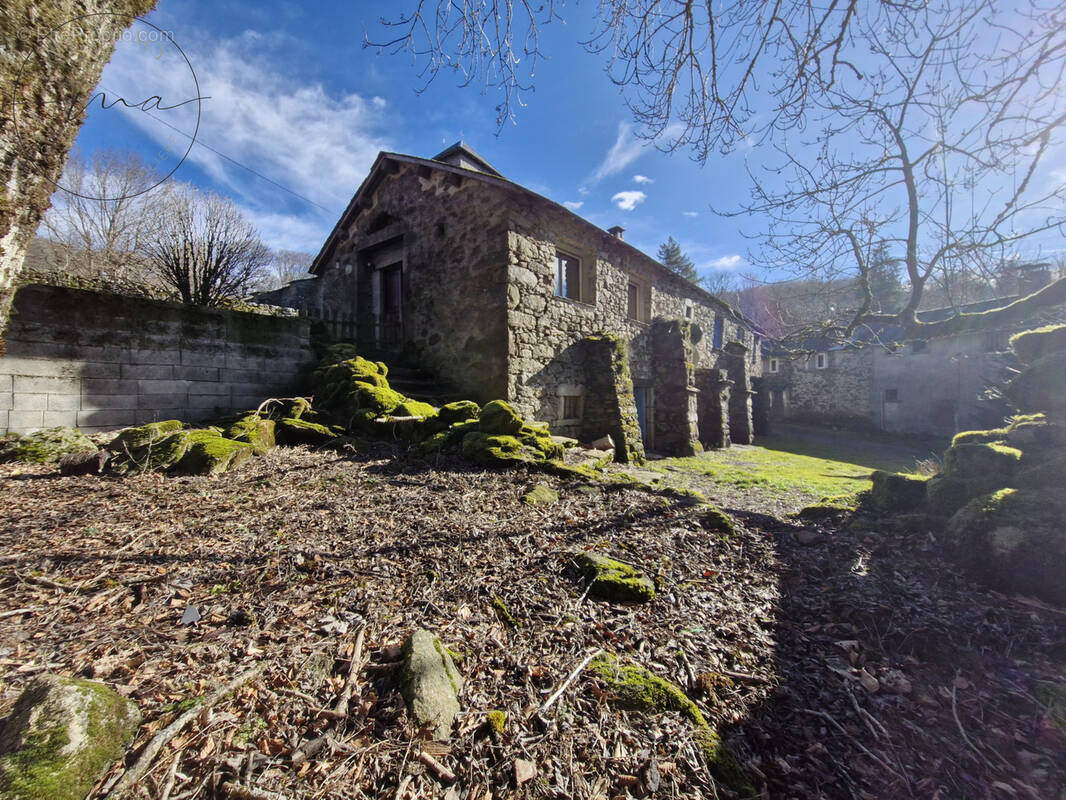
{"left": 608, "top": 225, "right": 625, "bottom": 240}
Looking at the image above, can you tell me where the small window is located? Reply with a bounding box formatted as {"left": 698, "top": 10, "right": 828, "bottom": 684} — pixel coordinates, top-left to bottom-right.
{"left": 627, "top": 282, "right": 639, "bottom": 319}
{"left": 562, "top": 395, "right": 581, "bottom": 420}
{"left": 555, "top": 251, "right": 581, "bottom": 300}
{"left": 712, "top": 316, "right": 724, "bottom": 349}
{"left": 815, "top": 353, "right": 827, "bottom": 369}
{"left": 769, "top": 358, "right": 779, "bottom": 374}
{"left": 911, "top": 340, "right": 927, "bottom": 354}
{"left": 884, "top": 389, "right": 899, "bottom": 403}
{"left": 685, "top": 303, "right": 694, "bottom": 320}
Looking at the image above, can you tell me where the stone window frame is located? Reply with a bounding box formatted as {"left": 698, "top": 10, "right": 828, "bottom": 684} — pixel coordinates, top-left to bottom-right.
{"left": 814, "top": 352, "right": 828, "bottom": 369}
{"left": 884, "top": 388, "right": 899, "bottom": 403}
{"left": 768, "top": 357, "right": 779, "bottom": 374}
{"left": 557, "top": 383, "right": 585, "bottom": 425}
{"left": 626, "top": 278, "right": 651, "bottom": 323}
{"left": 552, "top": 240, "right": 596, "bottom": 306}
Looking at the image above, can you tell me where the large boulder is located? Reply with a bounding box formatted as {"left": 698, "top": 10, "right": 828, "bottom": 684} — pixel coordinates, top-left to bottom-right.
{"left": 869, "top": 470, "right": 928, "bottom": 511}
{"left": 108, "top": 429, "right": 192, "bottom": 475}
{"left": 274, "top": 417, "right": 343, "bottom": 447}
{"left": 106, "top": 420, "right": 184, "bottom": 456}
{"left": 221, "top": 414, "right": 276, "bottom": 454}
{"left": 1010, "top": 324, "right": 1066, "bottom": 365}
{"left": 1, "top": 427, "right": 96, "bottom": 464}
{"left": 945, "top": 488, "right": 1066, "bottom": 606}
{"left": 174, "top": 430, "right": 255, "bottom": 476}
{"left": 0, "top": 674, "right": 141, "bottom": 800}
{"left": 399, "top": 630, "right": 462, "bottom": 740}
{"left": 1005, "top": 351, "right": 1066, "bottom": 420}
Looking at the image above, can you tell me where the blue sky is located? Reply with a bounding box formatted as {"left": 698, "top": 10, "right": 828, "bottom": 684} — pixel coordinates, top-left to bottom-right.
{"left": 61, "top": 0, "right": 755, "bottom": 280}
{"left": 56, "top": 1, "right": 1066, "bottom": 285}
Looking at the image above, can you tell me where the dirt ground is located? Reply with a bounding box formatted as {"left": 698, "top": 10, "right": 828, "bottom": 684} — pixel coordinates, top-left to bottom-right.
{"left": 1, "top": 444, "right": 1063, "bottom": 799}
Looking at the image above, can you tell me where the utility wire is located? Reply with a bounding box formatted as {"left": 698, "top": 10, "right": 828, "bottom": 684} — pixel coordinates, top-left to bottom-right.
{"left": 102, "top": 88, "right": 333, "bottom": 213}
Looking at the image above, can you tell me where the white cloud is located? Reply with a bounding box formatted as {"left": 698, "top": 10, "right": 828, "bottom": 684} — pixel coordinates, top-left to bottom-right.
{"left": 633, "top": 174, "right": 654, "bottom": 184}
{"left": 683, "top": 211, "right": 699, "bottom": 218}
{"left": 708, "top": 254, "right": 744, "bottom": 270}
{"left": 563, "top": 200, "right": 584, "bottom": 211}
{"left": 578, "top": 186, "right": 590, "bottom": 196}
{"left": 372, "top": 96, "right": 387, "bottom": 109}
{"left": 591, "top": 123, "right": 644, "bottom": 183}
{"left": 611, "top": 191, "right": 647, "bottom": 211}
{"left": 94, "top": 30, "right": 391, "bottom": 250}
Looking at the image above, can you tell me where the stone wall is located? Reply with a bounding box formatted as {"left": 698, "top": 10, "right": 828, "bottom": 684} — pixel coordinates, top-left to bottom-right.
{"left": 580, "top": 334, "right": 645, "bottom": 463}
{"left": 763, "top": 348, "right": 875, "bottom": 430}
{"left": 0, "top": 285, "right": 314, "bottom": 433}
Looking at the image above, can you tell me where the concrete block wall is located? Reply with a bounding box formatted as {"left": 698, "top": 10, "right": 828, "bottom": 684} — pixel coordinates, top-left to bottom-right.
{"left": 0, "top": 285, "right": 315, "bottom": 434}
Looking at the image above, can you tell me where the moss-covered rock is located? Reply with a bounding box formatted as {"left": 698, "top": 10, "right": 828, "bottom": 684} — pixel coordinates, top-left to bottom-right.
{"left": 1036, "top": 680, "right": 1066, "bottom": 733}
{"left": 109, "top": 430, "right": 192, "bottom": 476}
{"left": 438, "top": 401, "right": 480, "bottom": 425}
{"left": 478, "top": 400, "right": 525, "bottom": 436}
{"left": 106, "top": 420, "right": 184, "bottom": 455}
{"left": 1010, "top": 324, "right": 1066, "bottom": 364}
{"left": 174, "top": 430, "right": 254, "bottom": 476}
{"left": 0, "top": 674, "right": 141, "bottom": 800}
{"left": 869, "top": 470, "right": 929, "bottom": 511}
{"left": 701, "top": 505, "right": 737, "bottom": 535}
{"left": 951, "top": 428, "right": 1007, "bottom": 446}
{"left": 523, "top": 483, "right": 559, "bottom": 506}
{"left": 943, "top": 442, "right": 1022, "bottom": 483}
{"left": 574, "top": 552, "right": 656, "bottom": 603}
{"left": 1005, "top": 351, "right": 1066, "bottom": 419}
{"left": 461, "top": 432, "right": 545, "bottom": 466}
{"left": 1014, "top": 454, "right": 1066, "bottom": 490}
{"left": 222, "top": 414, "right": 276, "bottom": 454}
{"left": 399, "top": 629, "right": 463, "bottom": 740}
{"left": 393, "top": 399, "right": 437, "bottom": 419}
{"left": 925, "top": 475, "right": 973, "bottom": 516}
{"left": 945, "top": 488, "right": 1066, "bottom": 606}
{"left": 588, "top": 653, "right": 751, "bottom": 794}
{"left": 3, "top": 427, "right": 96, "bottom": 464}
{"left": 257, "top": 397, "right": 312, "bottom": 421}
{"left": 275, "top": 417, "right": 343, "bottom": 447}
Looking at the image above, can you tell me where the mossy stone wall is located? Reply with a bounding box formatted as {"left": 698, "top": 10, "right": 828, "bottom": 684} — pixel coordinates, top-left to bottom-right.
{"left": 580, "top": 334, "right": 645, "bottom": 463}
{"left": 651, "top": 319, "right": 701, "bottom": 456}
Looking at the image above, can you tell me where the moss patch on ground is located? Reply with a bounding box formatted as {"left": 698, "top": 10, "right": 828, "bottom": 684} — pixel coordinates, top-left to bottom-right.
{"left": 575, "top": 552, "right": 656, "bottom": 603}
{"left": 3, "top": 427, "right": 96, "bottom": 464}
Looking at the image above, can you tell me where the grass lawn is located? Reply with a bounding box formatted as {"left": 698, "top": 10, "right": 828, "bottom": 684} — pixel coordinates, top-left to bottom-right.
{"left": 647, "top": 426, "right": 946, "bottom": 503}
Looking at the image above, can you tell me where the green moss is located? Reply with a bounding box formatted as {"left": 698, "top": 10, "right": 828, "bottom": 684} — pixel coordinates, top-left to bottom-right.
{"left": 174, "top": 430, "right": 254, "bottom": 475}
{"left": 523, "top": 483, "right": 559, "bottom": 506}
{"left": 589, "top": 652, "right": 703, "bottom": 724}
{"left": 478, "top": 400, "right": 525, "bottom": 435}
{"left": 106, "top": 420, "right": 183, "bottom": 455}
{"left": 491, "top": 595, "right": 521, "bottom": 628}
{"left": 109, "top": 430, "right": 192, "bottom": 475}
{"left": 1010, "top": 324, "right": 1066, "bottom": 364}
{"left": 461, "top": 432, "right": 544, "bottom": 466}
{"left": 1036, "top": 680, "right": 1066, "bottom": 732}
{"left": 925, "top": 475, "right": 973, "bottom": 516}
{"left": 951, "top": 428, "right": 1008, "bottom": 446}
{"left": 1005, "top": 351, "right": 1066, "bottom": 417}
{"left": 393, "top": 400, "right": 437, "bottom": 418}
{"left": 701, "top": 506, "right": 737, "bottom": 534}
{"left": 275, "top": 417, "right": 342, "bottom": 447}
{"left": 943, "top": 442, "right": 1023, "bottom": 480}
{"left": 438, "top": 401, "right": 480, "bottom": 425}
{"left": 6, "top": 427, "right": 96, "bottom": 464}
{"left": 486, "top": 710, "right": 507, "bottom": 734}
{"left": 222, "top": 415, "right": 276, "bottom": 453}
{"left": 351, "top": 383, "right": 405, "bottom": 416}
{"left": 694, "top": 727, "right": 754, "bottom": 794}
{"left": 869, "top": 470, "right": 929, "bottom": 511}
{"left": 0, "top": 676, "right": 141, "bottom": 800}
{"left": 575, "top": 552, "right": 656, "bottom": 603}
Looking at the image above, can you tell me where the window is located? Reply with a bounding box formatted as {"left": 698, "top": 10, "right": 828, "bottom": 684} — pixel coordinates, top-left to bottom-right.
{"left": 562, "top": 395, "right": 581, "bottom": 420}
{"left": 712, "top": 316, "right": 724, "bottom": 349}
{"left": 815, "top": 352, "right": 827, "bottom": 369}
{"left": 555, "top": 251, "right": 581, "bottom": 300}
{"left": 884, "top": 389, "right": 899, "bottom": 403}
{"left": 911, "top": 340, "right": 928, "bottom": 354}
{"left": 685, "top": 302, "right": 694, "bottom": 320}
{"left": 769, "top": 358, "right": 779, "bottom": 374}
{"left": 627, "top": 282, "right": 639, "bottom": 319}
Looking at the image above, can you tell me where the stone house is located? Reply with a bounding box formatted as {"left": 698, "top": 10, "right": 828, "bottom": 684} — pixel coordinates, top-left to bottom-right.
{"left": 258, "top": 143, "right": 762, "bottom": 458}
{"left": 760, "top": 296, "right": 1065, "bottom": 437}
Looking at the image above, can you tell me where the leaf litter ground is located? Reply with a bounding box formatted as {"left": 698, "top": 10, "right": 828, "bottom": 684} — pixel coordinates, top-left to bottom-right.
{"left": 1, "top": 444, "right": 1063, "bottom": 799}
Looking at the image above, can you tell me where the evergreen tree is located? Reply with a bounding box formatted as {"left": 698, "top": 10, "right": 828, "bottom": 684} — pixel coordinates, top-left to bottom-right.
{"left": 658, "top": 236, "right": 699, "bottom": 283}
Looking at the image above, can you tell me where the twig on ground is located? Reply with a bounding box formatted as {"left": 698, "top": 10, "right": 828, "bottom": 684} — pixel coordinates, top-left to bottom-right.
{"left": 108, "top": 662, "right": 267, "bottom": 798}
{"left": 415, "top": 748, "right": 456, "bottom": 783}
{"left": 539, "top": 647, "right": 603, "bottom": 717}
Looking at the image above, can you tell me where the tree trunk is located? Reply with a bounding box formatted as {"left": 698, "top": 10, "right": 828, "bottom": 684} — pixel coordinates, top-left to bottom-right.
{"left": 0, "top": 0, "right": 157, "bottom": 350}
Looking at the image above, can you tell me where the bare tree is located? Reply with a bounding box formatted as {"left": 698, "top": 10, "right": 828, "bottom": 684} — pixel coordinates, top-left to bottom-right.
{"left": 734, "top": 0, "right": 1066, "bottom": 340}
{"left": 37, "top": 149, "right": 165, "bottom": 282}
{"left": 141, "top": 187, "right": 270, "bottom": 306}
{"left": 377, "top": 1, "right": 1066, "bottom": 340}
{"left": 257, "top": 249, "right": 314, "bottom": 292}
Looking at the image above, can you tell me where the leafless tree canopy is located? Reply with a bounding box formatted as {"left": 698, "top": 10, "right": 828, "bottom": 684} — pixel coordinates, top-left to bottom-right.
{"left": 141, "top": 188, "right": 270, "bottom": 306}
{"left": 733, "top": 0, "right": 1066, "bottom": 339}
{"left": 37, "top": 149, "right": 165, "bottom": 283}
{"left": 374, "top": 1, "right": 1066, "bottom": 339}
{"left": 257, "top": 249, "right": 314, "bottom": 292}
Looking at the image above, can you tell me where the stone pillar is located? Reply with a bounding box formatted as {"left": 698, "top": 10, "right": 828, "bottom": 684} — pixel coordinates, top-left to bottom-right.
{"left": 696, "top": 368, "right": 733, "bottom": 448}
{"left": 724, "top": 341, "right": 754, "bottom": 444}
{"left": 580, "top": 334, "right": 645, "bottom": 464}
{"left": 651, "top": 320, "right": 701, "bottom": 456}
